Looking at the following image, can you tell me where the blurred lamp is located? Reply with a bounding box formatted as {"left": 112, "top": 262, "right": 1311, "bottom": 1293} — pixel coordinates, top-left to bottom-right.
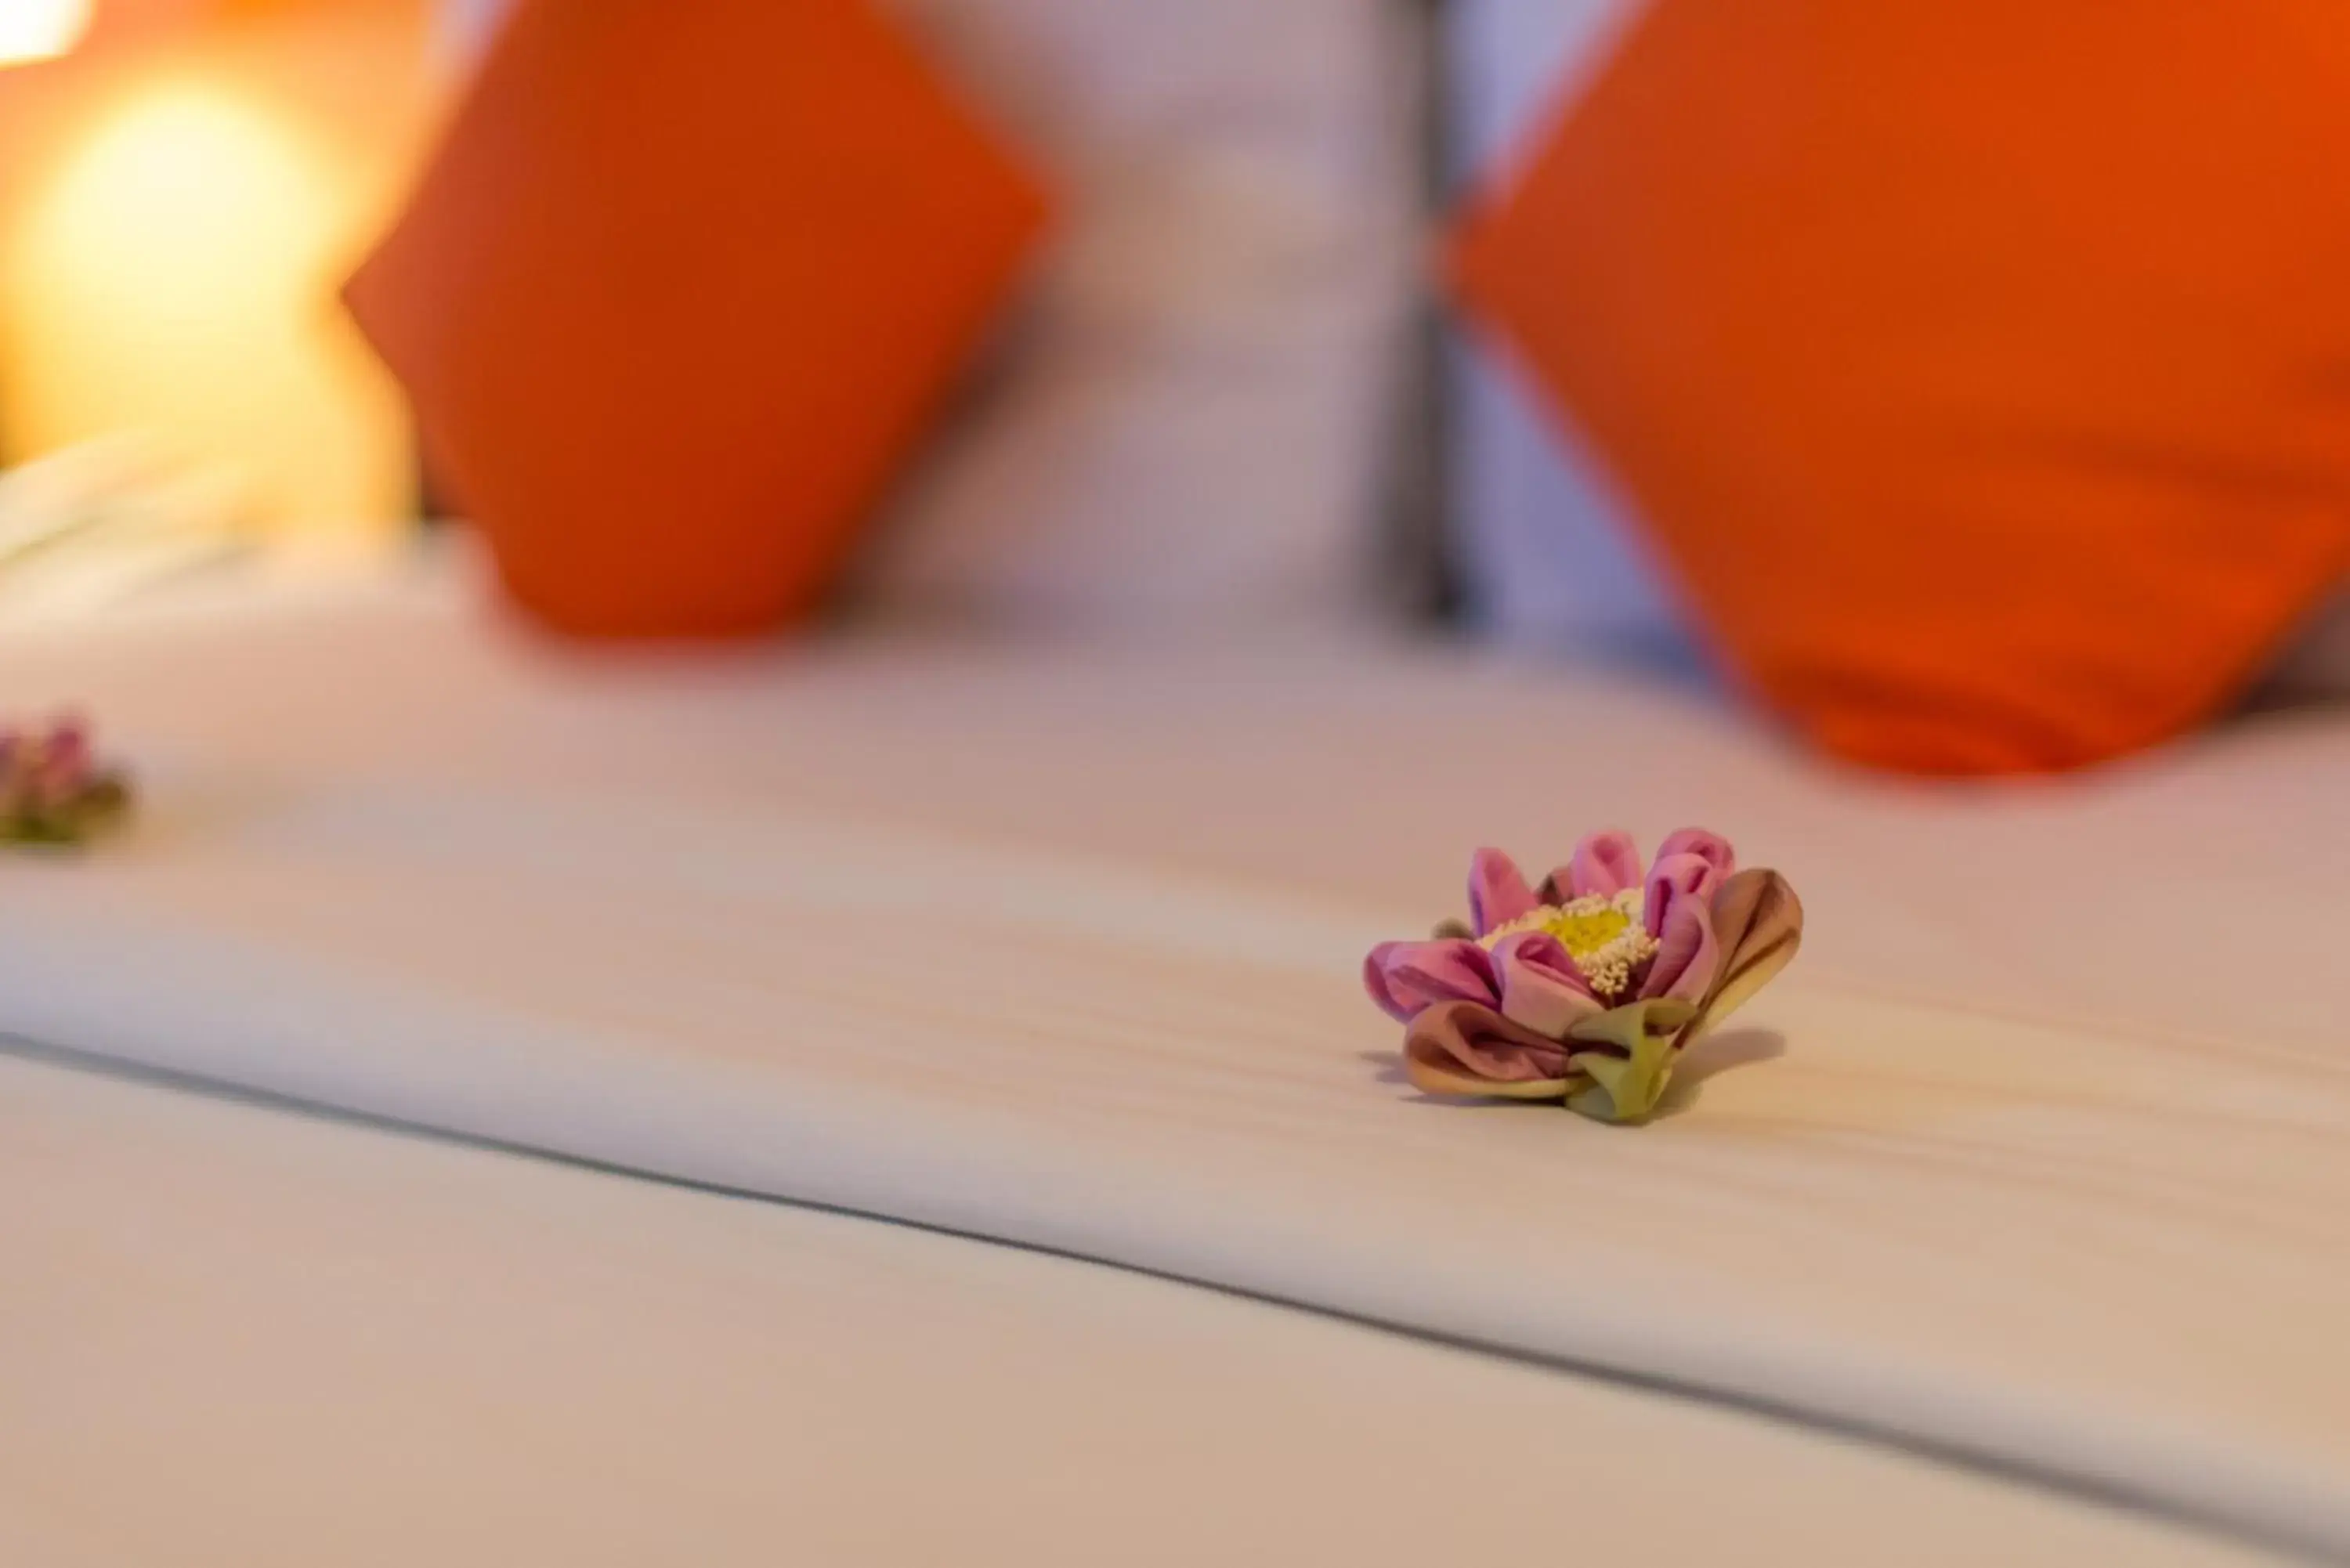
{"left": 0, "top": 0, "right": 92, "bottom": 67}
{"left": 0, "top": 0, "right": 442, "bottom": 536}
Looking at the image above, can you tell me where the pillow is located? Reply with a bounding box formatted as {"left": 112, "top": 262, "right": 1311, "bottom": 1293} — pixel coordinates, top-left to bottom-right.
{"left": 849, "top": 0, "right": 1425, "bottom": 631}
{"left": 344, "top": 0, "right": 1047, "bottom": 638}
{"left": 1452, "top": 0, "right": 2350, "bottom": 773}
{"left": 1443, "top": 0, "right": 1688, "bottom": 659}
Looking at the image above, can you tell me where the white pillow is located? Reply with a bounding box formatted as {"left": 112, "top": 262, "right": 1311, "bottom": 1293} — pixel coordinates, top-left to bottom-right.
{"left": 1445, "top": 0, "right": 1692, "bottom": 659}
{"left": 850, "top": 0, "right": 1423, "bottom": 631}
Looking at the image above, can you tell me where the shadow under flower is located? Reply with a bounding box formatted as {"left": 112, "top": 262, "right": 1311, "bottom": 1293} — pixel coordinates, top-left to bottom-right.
{"left": 1650, "top": 1028, "right": 1787, "bottom": 1120}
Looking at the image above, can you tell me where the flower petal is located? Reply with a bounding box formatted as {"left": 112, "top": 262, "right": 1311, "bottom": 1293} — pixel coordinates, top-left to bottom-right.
{"left": 1566, "top": 829, "right": 1643, "bottom": 899}
{"left": 1362, "top": 938, "right": 1500, "bottom": 1024}
{"left": 1643, "top": 851, "right": 1723, "bottom": 939}
{"left": 1639, "top": 894, "right": 1720, "bottom": 1003}
{"left": 43, "top": 714, "right": 89, "bottom": 760}
{"left": 1689, "top": 869, "right": 1806, "bottom": 1037}
{"left": 1564, "top": 998, "right": 1699, "bottom": 1124}
{"left": 1654, "top": 828, "right": 1736, "bottom": 880}
{"left": 1404, "top": 1000, "right": 1574, "bottom": 1096}
{"left": 1466, "top": 847, "right": 1538, "bottom": 936}
{"left": 1491, "top": 930, "right": 1602, "bottom": 1037}
{"left": 33, "top": 721, "right": 92, "bottom": 805}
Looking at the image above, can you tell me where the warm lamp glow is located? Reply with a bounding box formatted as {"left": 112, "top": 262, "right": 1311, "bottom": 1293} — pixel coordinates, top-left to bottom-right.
{"left": 0, "top": 0, "right": 441, "bottom": 537}
{"left": 0, "top": 0, "right": 92, "bottom": 67}
{"left": 9, "top": 76, "right": 378, "bottom": 526}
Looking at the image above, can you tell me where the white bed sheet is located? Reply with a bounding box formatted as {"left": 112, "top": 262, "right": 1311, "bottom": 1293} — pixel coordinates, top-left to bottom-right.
{"left": 2, "top": 1050, "right": 2273, "bottom": 1567}
{"left": 2, "top": 563, "right": 2347, "bottom": 1558}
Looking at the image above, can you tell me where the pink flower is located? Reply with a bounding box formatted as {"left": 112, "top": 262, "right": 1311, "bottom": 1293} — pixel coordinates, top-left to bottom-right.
{"left": 0, "top": 714, "right": 131, "bottom": 847}
{"left": 1364, "top": 829, "right": 1801, "bottom": 1123}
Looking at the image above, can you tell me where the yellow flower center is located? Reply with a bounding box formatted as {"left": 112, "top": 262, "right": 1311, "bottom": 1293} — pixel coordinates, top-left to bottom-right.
{"left": 1480, "top": 889, "right": 1658, "bottom": 1000}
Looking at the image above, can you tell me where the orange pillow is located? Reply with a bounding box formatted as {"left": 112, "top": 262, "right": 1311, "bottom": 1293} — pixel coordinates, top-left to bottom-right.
{"left": 1452, "top": 1, "right": 2350, "bottom": 775}
{"left": 345, "top": 0, "right": 1047, "bottom": 639}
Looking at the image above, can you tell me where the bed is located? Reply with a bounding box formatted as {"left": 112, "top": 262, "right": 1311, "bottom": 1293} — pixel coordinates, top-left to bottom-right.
{"left": 5, "top": 552, "right": 2348, "bottom": 1563}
